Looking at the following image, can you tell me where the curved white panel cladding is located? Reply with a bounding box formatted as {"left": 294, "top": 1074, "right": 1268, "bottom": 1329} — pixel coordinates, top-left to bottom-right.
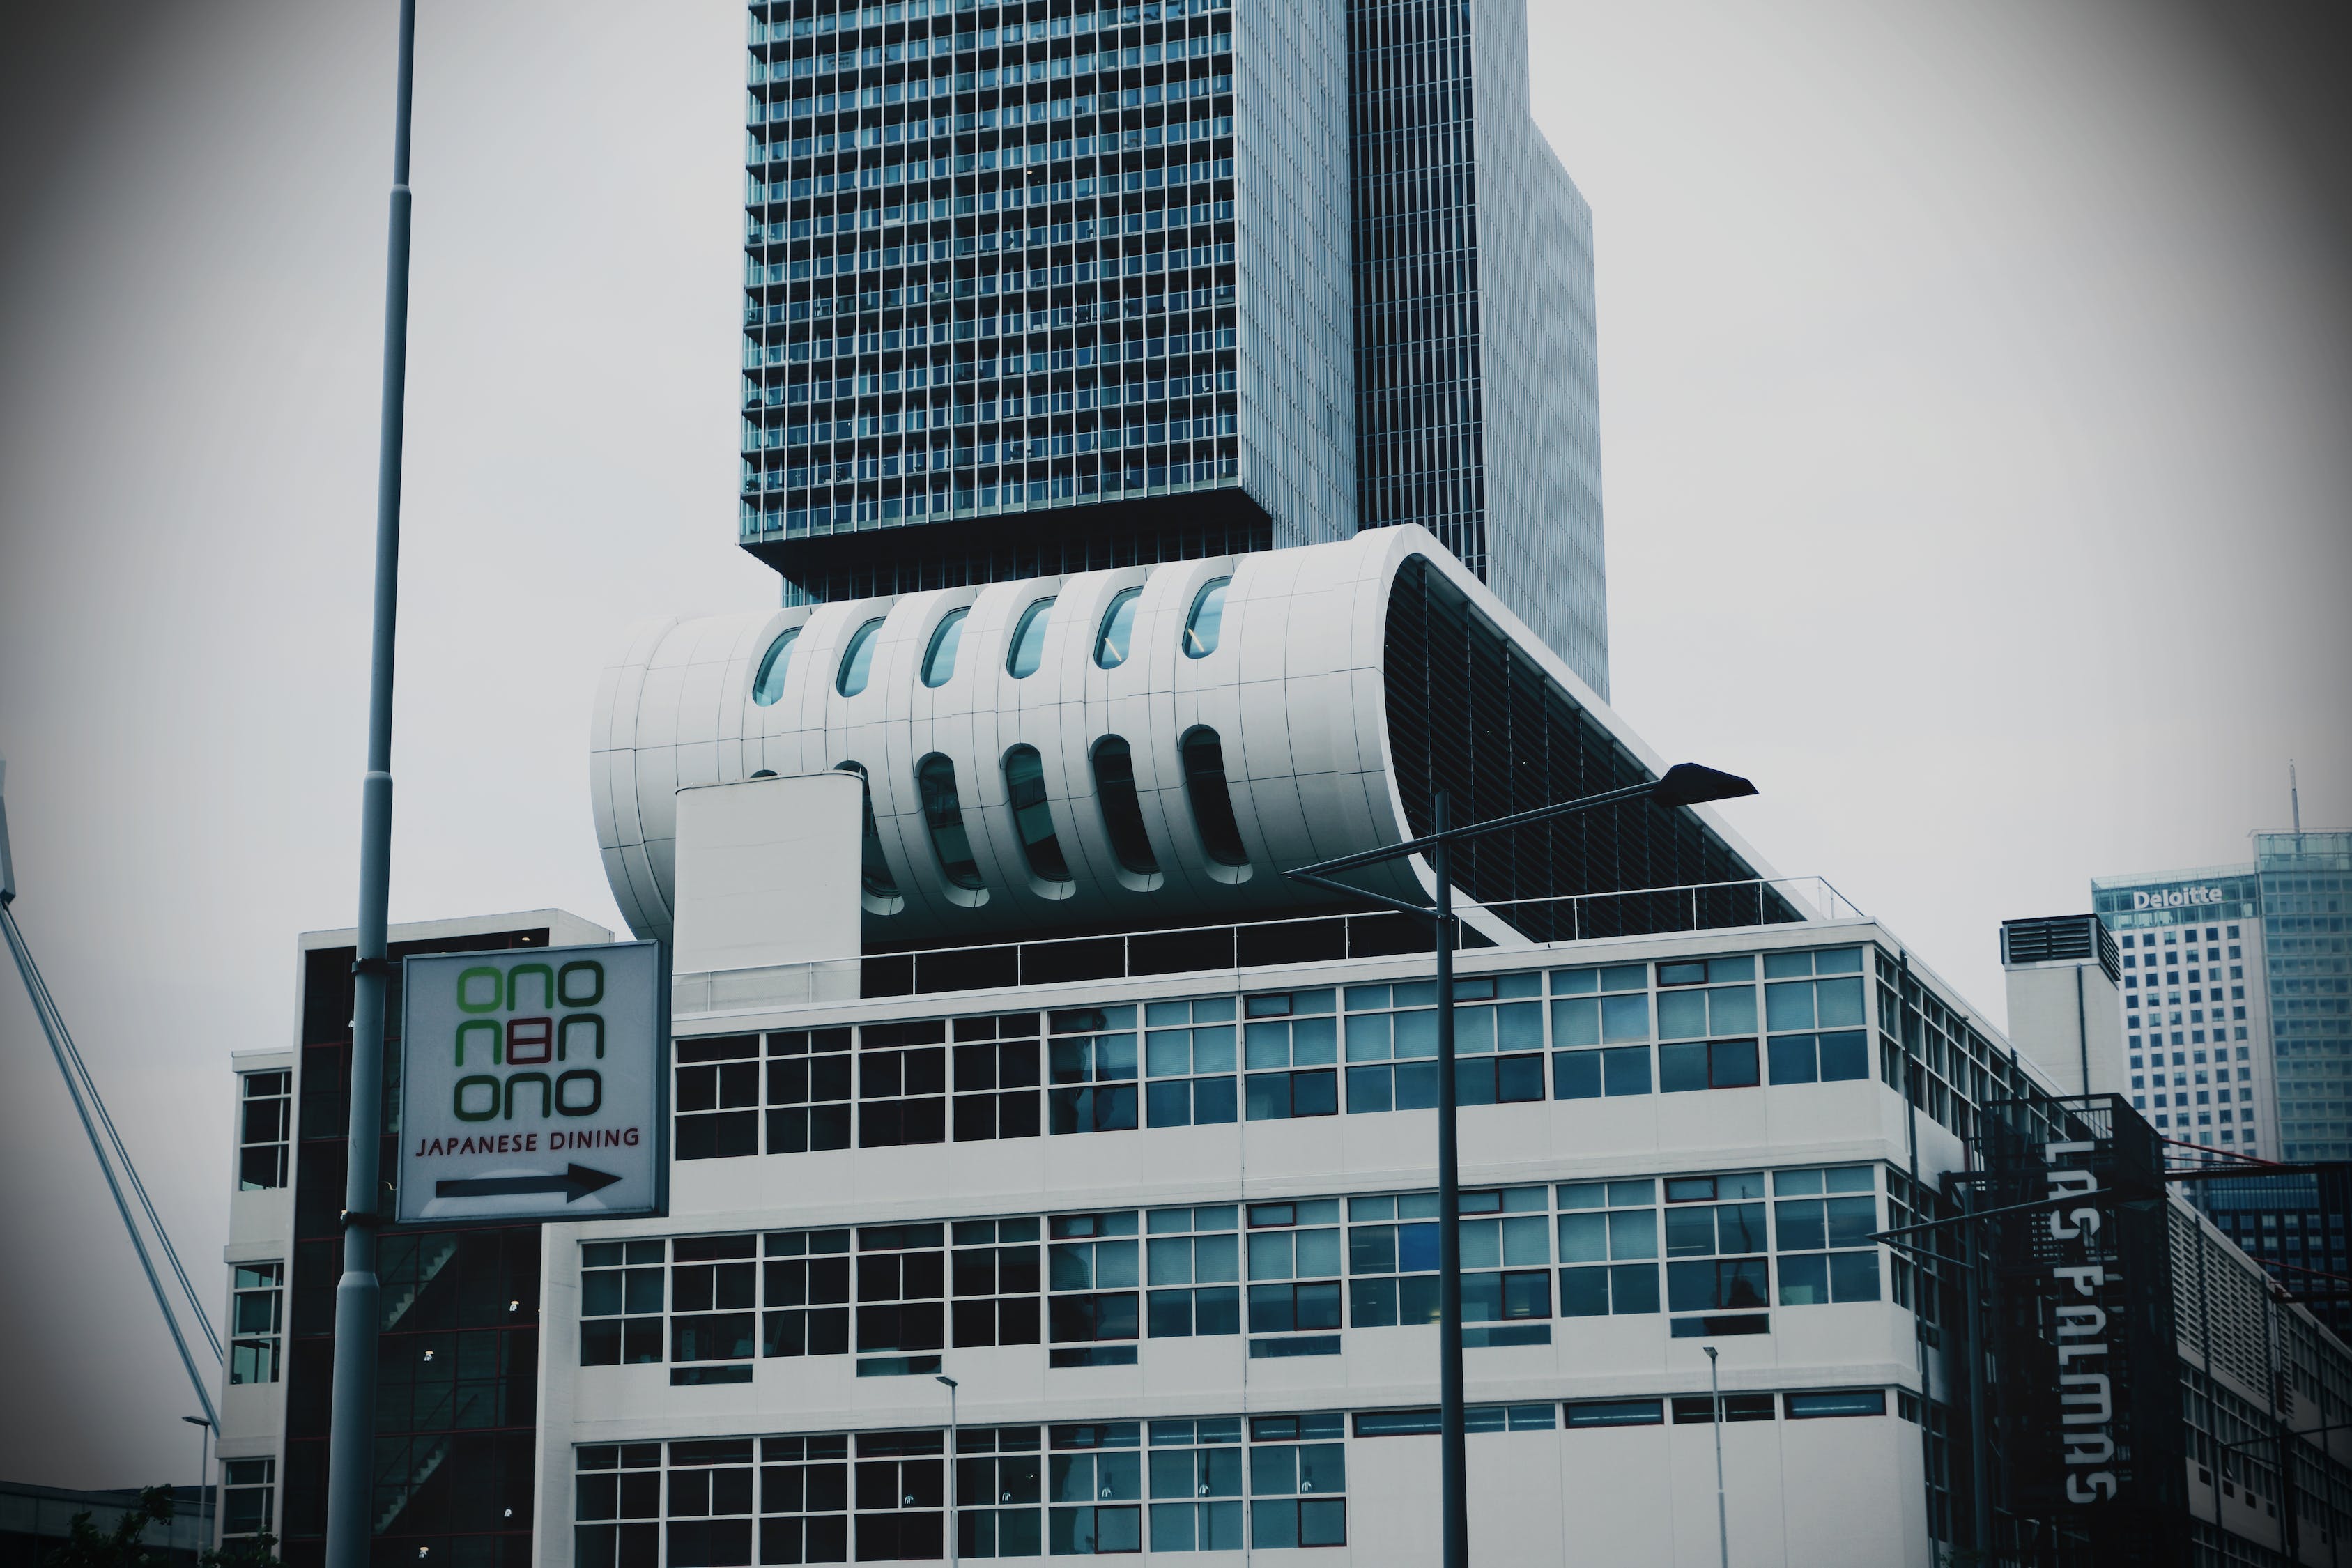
{"left": 592, "top": 528, "right": 1523, "bottom": 948}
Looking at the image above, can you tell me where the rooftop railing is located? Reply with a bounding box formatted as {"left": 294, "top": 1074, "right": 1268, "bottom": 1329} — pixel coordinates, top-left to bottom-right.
{"left": 668, "top": 875, "right": 1868, "bottom": 1015}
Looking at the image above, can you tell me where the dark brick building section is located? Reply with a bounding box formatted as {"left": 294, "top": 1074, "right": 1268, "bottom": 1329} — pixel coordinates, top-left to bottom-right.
{"left": 283, "top": 927, "right": 551, "bottom": 1568}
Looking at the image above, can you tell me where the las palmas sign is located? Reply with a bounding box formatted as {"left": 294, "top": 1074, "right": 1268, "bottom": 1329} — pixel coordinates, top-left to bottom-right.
{"left": 395, "top": 941, "right": 667, "bottom": 1223}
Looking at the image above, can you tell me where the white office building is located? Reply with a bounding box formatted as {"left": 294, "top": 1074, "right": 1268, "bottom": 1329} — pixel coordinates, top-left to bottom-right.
{"left": 219, "top": 531, "right": 2352, "bottom": 1568}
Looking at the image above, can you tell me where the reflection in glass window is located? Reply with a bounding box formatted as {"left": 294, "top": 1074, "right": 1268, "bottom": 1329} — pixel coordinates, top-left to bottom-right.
{"left": 1772, "top": 1166, "right": 1882, "bottom": 1305}
{"left": 1090, "top": 736, "right": 1160, "bottom": 875}
{"left": 1180, "top": 726, "right": 1247, "bottom": 866}
{"left": 921, "top": 610, "right": 967, "bottom": 689}
{"left": 1007, "top": 598, "right": 1054, "bottom": 678}
{"left": 1662, "top": 1171, "right": 1771, "bottom": 1337}
{"left": 1003, "top": 746, "right": 1073, "bottom": 882}
{"left": 1094, "top": 588, "right": 1142, "bottom": 669}
{"left": 1047, "top": 1423, "right": 1142, "bottom": 1548}
{"left": 228, "top": 1262, "right": 283, "bottom": 1385}
{"left": 836, "top": 618, "right": 884, "bottom": 696}
{"left": 1556, "top": 1181, "right": 1661, "bottom": 1317}
{"left": 916, "top": 754, "right": 985, "bottom": 889}
{"left": 1144, "top": 997, "right": 1238, "bottom": 1128}
{"left": 1145, "top": 1207, "right": 1240, "bottom": 1339}
{"left": 1047, "top": 1216, "right": 1141, "bottom": 1367}
{"left": 753, "top": 627, "right": 799, "bottom": 707}
{"left": 1245, "top": 1201, "right": 1342, "bottom": 1355}
{"left": 955, "top": 1426, "right": 1043, "bottom": 1559}
{"left": 1243, "top": 992, "right": 1338, "bottom": 1121}
{"left": 1048, "top": 1008, "right": 1138, "bottom": 1135}
{"left": 1247, "top": 1415, "right": 1345, "bottom": 1548}
{"left": 1146, "top": 1419, "right": 1244, "bottom": 1552}
{"left": 1182, "top": 578, "right": 1229, "bottom": 659}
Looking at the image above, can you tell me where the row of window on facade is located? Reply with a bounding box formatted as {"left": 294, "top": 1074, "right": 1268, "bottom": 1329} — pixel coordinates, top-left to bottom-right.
{"left": 675, "top": 950, "right": 1875, "bottom": 1159}
{"left": 748, "top": 0, "right": 1232, "bottom": 59}
{"left": 580, "top": 1163, "right": 1883, "bottom": 1378}
{"left": 576, "top": 1388, "right": 1895, "bottom": 1565}
{"left": 748, "top": 582, "right": 1249, "bottom": 895}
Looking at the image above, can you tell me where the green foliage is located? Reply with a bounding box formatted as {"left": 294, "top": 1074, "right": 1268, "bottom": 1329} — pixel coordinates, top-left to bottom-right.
{"left": 40, "top": 1486, "right": 282, "bottom": 1568}
{"left": 43, "top": 1486, "right": 176, "bottom": 1568}
{"left": 200, "top": 1532, "right": 282, "bottom": 1568}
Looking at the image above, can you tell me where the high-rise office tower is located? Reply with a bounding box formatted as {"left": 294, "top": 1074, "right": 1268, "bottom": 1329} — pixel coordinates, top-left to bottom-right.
{"left": 1347, "top": 0, "right": 1606, "bottom": 691}
{"left": 2093, "top": 830, "right": 2351, "bottom": 1162}
{"left": 737, "top": 0, "right": 1609, "bottom": 698}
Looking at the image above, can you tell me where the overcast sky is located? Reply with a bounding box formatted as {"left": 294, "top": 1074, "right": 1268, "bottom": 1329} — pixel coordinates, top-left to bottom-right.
{"left": 1, "top": 0, "right": 2346, "bottom": 1490}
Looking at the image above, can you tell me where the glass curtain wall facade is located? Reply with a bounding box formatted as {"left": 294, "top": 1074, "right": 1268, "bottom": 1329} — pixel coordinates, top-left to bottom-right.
{"left": 739, "top": 0, "right": 1354, "bottom": 605}
{"left": 1346, "top": 0, "right": 1607, "bottom": 695}
{"left": 2257, "top": 831, "right": 2352, "bottom": 1162}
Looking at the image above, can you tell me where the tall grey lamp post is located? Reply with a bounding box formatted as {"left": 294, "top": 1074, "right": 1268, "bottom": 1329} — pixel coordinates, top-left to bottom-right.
{"left": 936, "top": 1374, "right": 960, "bottom": 1568}
{"left": 324, "top": 5, "right": 420, "bottom": 1568}
{"left": 1285, "top": 762, "right": 1758, "bottom": 1568}
{"left": 1705, "top": 1345, "right": 1728, "bottom": 1568}
{"left": 183, "top": 1415, "right": 213, "bottom": 1548}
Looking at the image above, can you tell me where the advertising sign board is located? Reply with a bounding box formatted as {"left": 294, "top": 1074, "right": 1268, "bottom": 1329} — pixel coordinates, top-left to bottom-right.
{"left": 1981, "top": 1095, "right": 2184, "bottom": 1565}
{"left": 395, "top": 939, "right": 666, "bottom": 1223}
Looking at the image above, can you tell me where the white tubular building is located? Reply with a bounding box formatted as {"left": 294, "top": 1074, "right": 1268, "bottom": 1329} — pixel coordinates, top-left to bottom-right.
{"left": 590, "top": 526, "right": 1775, "bottom": 951}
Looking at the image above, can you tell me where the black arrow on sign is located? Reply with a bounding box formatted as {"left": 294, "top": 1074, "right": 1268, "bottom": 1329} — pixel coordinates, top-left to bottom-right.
{"left": 436, "top": 1165, "right": 623, "bottom": 1203}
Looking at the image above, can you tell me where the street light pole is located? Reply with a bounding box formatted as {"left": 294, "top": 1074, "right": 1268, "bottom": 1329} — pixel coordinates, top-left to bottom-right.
{"left": 182, "top": 1416, "right": 213, "bottom": 1550}
{"left": 1431, "top": 792, "right": 1466, "bottom": 1568}
{"left": 1705, "top": 1346, "right": 1728, "bottom": 1568}
{"left": 325, "top": 7, "right": 418, "bottom": 1568}
{"left": 1284, "top": 762, "right": 1757, "bottom": 1568}
{"left": 935, "top": 1375, "right": 960, "bottom": 1568}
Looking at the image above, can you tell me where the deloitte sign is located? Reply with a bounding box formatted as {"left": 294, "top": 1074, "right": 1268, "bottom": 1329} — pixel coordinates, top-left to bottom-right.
{"left": 395, "top": 940, "right": 667, "bottom": 1223}
{"left": 2131, "top": 885, "right": 2230, "bottom": 912}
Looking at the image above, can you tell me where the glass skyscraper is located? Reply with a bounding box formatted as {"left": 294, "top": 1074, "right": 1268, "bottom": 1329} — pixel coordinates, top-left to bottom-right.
{"left": 738, "top": 0, "right": 1610, "bottom": 695}
{"left": 2257, "top": 830, "right": 2352, "bottom": 1160}
{"left": 2093, "top": 829, "right": 2352, "bottom": 1162}
{"left": 1348, "top": 0, "right": 1606, "bottom": 691}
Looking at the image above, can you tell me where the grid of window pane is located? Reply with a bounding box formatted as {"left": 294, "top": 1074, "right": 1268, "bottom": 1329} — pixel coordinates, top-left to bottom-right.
{"left": 1047, "top": 1424, "right": 1143, "bottom": 1554}
{"left": 1047, "top": 1006, "right": 1138, "bottom": 1134}
{"left": 763, "top": 1229, "right": 852, "bottom": 1358}
{"left": 1242, "top": 990, "right": 1337, "bottom": 1121}
{"left": 854, "top": 1431, "right": 944, "bottom": 1560}
{"left": 238, "top": 1070, "right": 291, "bottom": 1190}
{"left": 951, "top": 1218, "right": 1043, "bottom": 1348}
{"left": 1142, "top": 996, "right": 1237, "bottom": 1127}
{"left": 1555, "top": 1180, "right": 1659, "bottom": 1318}
{"left": 582, "top": 1240, "right": 668, "bottom": 1366}
{"left": 1771, "top": 1166, "right": 1882, "bottom": 1306}
{"left": 1245, "top": 1414, "right": 1345, "bottom": 1548}
{"left": 1245, "top": 1200, "right": 1341, "bottom": 1355}
{"left": 229, "top": 1261, "right": 284, "bottom": 1385}
{"left": 951, "top": 1012, "right": 1042, "bottom": 1139}
{"left": 954, "top": 1426, "right": 1041, "bottom": 1559}
{"left": 1662, "top": 1172, "right": 1770, "bottom": 1337}
{"left": 1047, "top": 1211, "right": 1139, "bottom": 1366}
{"left": 1145, "top": 1418, "right": 1243, "bottom": 1551}
{"left": 1144, "top": 1205, "right": 1240, "bottom": 1337}
{"left": 221, "top": 1458, "right": 276, "bottom": 1539}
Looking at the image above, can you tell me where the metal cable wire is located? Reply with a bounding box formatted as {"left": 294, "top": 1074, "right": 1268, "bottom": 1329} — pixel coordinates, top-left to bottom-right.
{"left": 3, "top": 904, "right": 222, "bottom": 1426}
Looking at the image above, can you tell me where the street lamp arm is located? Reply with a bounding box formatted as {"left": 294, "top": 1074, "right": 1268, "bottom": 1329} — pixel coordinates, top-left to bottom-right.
{"left": 1281, "top": 868, "right": 1443, "bottom": 922}
{"left": 1285, "top": 764, "right": 1756, "bottom": 882}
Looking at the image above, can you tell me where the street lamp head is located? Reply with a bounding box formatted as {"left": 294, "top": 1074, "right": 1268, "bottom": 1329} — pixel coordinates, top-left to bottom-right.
{"left": 1702, "top": 1345, "right": 1719, "bottom": 1362}
{"left": 935, "top": 1374, "right": 959, "bottom": 1389}
{"left": 183, "top": 1415, "right": 213, "bottom": 1429}
{"left": 1650, "top": 764, "right": 1758, "bottom": 810}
